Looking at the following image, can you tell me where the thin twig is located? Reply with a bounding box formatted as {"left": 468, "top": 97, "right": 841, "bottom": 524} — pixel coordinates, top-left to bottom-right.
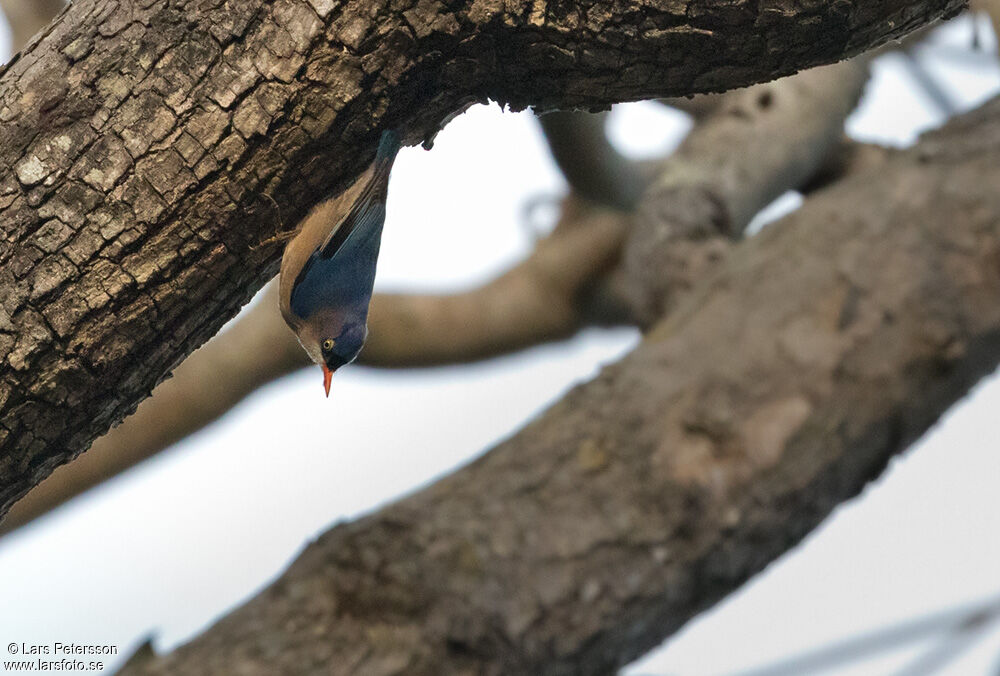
{"left": 725, "top": 595, "right": 1000, "bottom": 676}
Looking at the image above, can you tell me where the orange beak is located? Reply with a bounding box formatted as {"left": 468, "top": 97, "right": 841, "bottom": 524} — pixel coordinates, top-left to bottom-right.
{"left": 322, "top": 364, "right": 333, "bottom": 397}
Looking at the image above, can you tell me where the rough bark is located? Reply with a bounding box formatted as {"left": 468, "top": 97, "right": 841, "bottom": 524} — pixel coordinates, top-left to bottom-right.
{"left": 0, "top": 0, "right": 967, "bottom": 519}
{"left": 120, "top": 95, "right": 1000, "bottom": 676}
{"left": 2, "top": 53, "right": 869, "bottom": 535}
{"left": 0, "top": 196, "right": 628, "bottom": 534}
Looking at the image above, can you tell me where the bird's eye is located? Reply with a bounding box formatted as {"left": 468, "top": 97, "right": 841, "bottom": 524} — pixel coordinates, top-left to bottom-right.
{"left": 322, "top": 338, "right": 335, "bottom": 352}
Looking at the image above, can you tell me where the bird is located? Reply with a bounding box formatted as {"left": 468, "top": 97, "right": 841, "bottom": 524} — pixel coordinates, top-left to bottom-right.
{"left": 279, "top": 130, "right": 401, "bottom": 396}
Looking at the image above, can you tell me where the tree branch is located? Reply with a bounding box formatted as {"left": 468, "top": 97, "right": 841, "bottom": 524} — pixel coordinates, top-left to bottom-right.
{"left": 536, "top": 112, "right": 646, "bottom": 208}
{"left": 121, "top": 94, "right": 1000, "bottom": 676}
{"left": 623, "top": 58, "right": 871, "bottom": 322}
{"left": 365, "top": 200, "right": 627, "bottom": 366}
{"left": 660, "top": 93, "right": 724, "bottom": 120}
{"left": 0, "top": 196, "right": 627, "bottom": 534}
{"left": 1, "top": 51, "right": 871, "bottom": 535}
{"left": 800, "top": 140, "right": 895, "bottom": 195}
{"left": 973, "top": 0, "right": 1000, "bottom": 43}
{"left": 0, "top": 0, "right": 966, "bottom": 519}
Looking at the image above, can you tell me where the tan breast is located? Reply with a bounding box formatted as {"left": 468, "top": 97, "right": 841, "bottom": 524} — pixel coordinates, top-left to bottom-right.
{"left": 278, "top": 165, "right": 375, "bottom": 328}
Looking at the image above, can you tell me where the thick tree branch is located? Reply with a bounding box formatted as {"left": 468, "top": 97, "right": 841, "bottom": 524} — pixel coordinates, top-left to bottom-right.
{"left": 0, "top": 281, "right": 306, "bottom": 535}
{"left": 0, "top": 197, "right": 627, "bottom": 534}
{"left": 0, "top": 0, "right": 965, "bottom": 519}
{"left": 121, "top": 95, "right": 1000, "bottom": 676}
{"left": 623, "top": 58, "right": 871, "bottom": 322}
{"left": 1, "top": 53, "right": 869, "bottom": 535}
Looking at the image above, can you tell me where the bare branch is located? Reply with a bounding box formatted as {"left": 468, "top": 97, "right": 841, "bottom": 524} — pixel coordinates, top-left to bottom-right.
{"left": 365, "top": 199, "right": 627, "bottom": 366}
{"left": 0, "top": 0, "right": 966, "bottom": 518}
{"left": 536, "top": 112, "right": 646, "bottom": 208}
{"left": 624, "top": 59, "right": 872, "bottom": 322}
{"left": 973, "top": 0, "right": 1000, "bottom": 44}
{"left": 0, "top": 283, "right": 304, "bottom": 535}
{"left": 800, "top": 140, "right": 895, "bottom": 195}
{"left": 121, "top": 93, "right": 1000, "bottom": 676}
{"left": 899, "top": 49, "right": 959, "bottom": 115}
{"left": 1, "top": 56, "right": 872, "bottom": 535}
{"left": 0, "top": 197, "right": 626, "bottom": 534}
{"left": 726, "top": 595, "right": 1000, "bottom": 676}
{"left": 659, "top": 94, "right": 724, "bottom": 120}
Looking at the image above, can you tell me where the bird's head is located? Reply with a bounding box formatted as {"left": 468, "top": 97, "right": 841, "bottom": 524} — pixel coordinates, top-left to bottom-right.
{"left": 294, "top": 309, "right": 368, "bottom": 396}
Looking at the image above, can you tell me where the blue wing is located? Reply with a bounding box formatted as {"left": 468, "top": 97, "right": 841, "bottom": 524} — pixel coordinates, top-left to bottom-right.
{"left": 288, "top": 130, "right": 400, "bottom": 321}
{"left": 289, "top": 197, "right": 385, "bottom": 320}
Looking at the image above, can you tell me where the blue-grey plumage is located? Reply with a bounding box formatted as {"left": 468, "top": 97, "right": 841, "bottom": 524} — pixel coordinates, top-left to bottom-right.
{"left": 279, "top": 130, "right": 401, "bottom": 395}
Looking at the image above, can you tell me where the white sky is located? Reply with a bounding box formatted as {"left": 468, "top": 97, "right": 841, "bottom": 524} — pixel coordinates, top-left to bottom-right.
{"left": 2, "top": 13, "right": 1000, "bottom": 676}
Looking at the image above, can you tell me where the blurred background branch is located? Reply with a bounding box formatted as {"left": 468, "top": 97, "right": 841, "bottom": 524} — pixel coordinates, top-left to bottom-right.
{"left": 659, "top": 94, "right": 724, "bottom": 120}
{"left": 622, "top": 58, "right": 870, "bottom": 323}
{"left": 4, "top": 3, "right": 999, "bottom": 674}
{"left": 1, "top": 0, "right": 960, "bottom": 527}
{"left": 535, "top": 111, "right": 647, "bottom": 209}
{"left": 0, "top": 53, "right": 872, "bottom": 537}
{"left": 727, "top": 595, "right": 1000, "bottom": 676}
{"left": 0, "top": 198, "right": 629, "bottom": 535}
{"left": 120, "top": 87, "right": 1000, "bottom": 676}
{"left": 973, "top": 0, "right": 1000, "bottom": 42}
{"left": 0, "top": 0, "right": 63, "bottom": 52}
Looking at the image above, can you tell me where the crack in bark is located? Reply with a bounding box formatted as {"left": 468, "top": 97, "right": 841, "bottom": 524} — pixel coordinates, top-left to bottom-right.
{"left": 0, "top": 0, "right": 968, "bottom": 526}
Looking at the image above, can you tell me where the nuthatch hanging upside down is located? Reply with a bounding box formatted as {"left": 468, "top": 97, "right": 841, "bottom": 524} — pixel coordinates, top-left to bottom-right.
{"left": 279, "top": 130, "right": 401, "bottom": 396}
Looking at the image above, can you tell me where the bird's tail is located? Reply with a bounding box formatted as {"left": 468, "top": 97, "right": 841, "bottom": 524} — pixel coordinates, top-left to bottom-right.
{"left": 374, "top": 129, "right": 401, "bottom": 174}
